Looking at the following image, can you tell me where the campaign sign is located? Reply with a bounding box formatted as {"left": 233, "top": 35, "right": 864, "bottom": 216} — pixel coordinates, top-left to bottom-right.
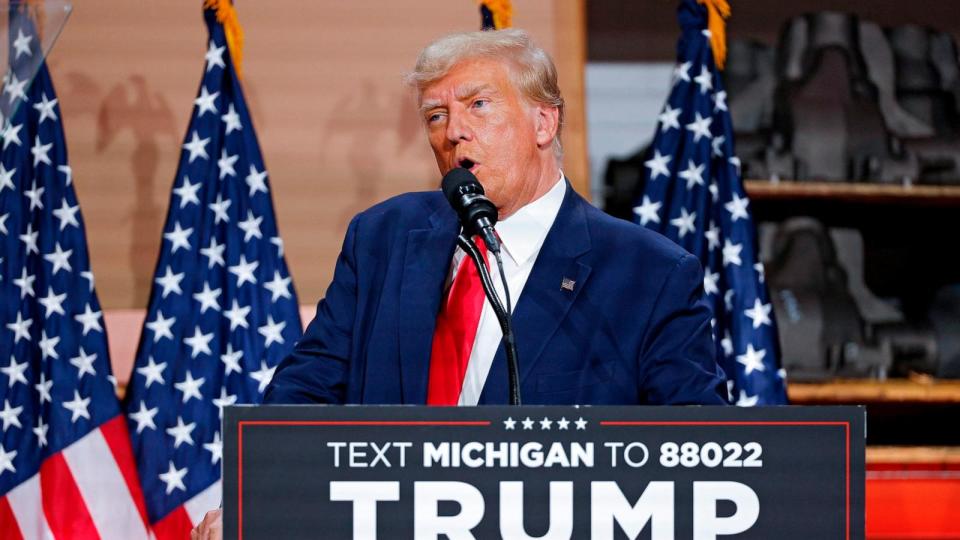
{"left": 223, "top": 405, "right": 864, "bottom": 539}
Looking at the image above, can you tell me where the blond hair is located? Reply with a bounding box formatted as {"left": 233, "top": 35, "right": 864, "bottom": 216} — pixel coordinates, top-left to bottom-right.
{"left": 407, "top": 28, "right": 564, "bottom": 160}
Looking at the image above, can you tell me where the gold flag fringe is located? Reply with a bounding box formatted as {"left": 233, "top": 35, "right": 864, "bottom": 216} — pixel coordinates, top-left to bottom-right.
{"left": 697, "top": 0, "right": 731, "bottom": 70}
{"left": 203, "top": 0, "right": 245, "bottom": 79}
{"left": 479, "top": 0, "right": 513, "bottom": 30}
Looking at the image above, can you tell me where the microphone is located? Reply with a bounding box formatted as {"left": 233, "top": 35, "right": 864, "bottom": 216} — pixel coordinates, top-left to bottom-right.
{"left": 441, "top": 168, "right": 502, "bottom": 254}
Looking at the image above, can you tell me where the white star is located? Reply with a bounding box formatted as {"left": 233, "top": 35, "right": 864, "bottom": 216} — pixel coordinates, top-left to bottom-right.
{"left": 12, "top": 29, "right": 32, "bottom": 59}
{"left": 754, "top": 262, "right": 766, "bottom": 283}
{"left": 194, "top": 86, "right": 219, "bottom": 117}
{"left": 1, "top": 357, "right": 28, "bottom": 388}
{"left": 713, "top": 90, "right": 728, "bottom": 112}
{"left": 724, "top": 289, "right": 735, "bottom": 312}
{"left": 158, "top": 461, "right": 187, "bottom": 495}
{"left": 174, "top": 371, "right": 205, "bottom": 403}
{"left": 0, "top": 164, "right": 13, "bottom": 193}
{"left": 678, "top": 159, "right": 705, "bottom": 190}
{"left": 670, "top": 208, "right": 697, "bottom": 239}
{"left": 673, "top": 61, "right": 692, "bottom": 83}
{"left": 24, "top": 180, "right": 44, "bottom": 211}
{"left": 736, "top": 390, "right": 759, "bottom": 407}
{"left": 166, "top": 416, "right": 196, "bottom": 448}
{"left": 245, "top": 165, "right": 268, "bottom": 196}
{"left": 34, "top": 372, "right": 52, "bottom": 403}
{"left": 31, "top": 135, "right": 53, "bottom": 167}
{"left": 220, "top": 343, "right": 243, "bottom": 376}
{"left": 0, "top": 399, "right": 23, "bottom": 430}
{"left": 644, "top": 149, "right": 672, "bottom": 180}
{"left": 4, "top": 74, "right": 27, "bottom": 104}
{"left": 212, "top": 387, "right": 237, "bottom": 420}
{"left": 221, "top": 103, "right": 242, "bottom": 134}
{"left": 74, "top": 304, "right": 104, "bottom": 335}
{"left": 223, "top": 300, "right": 251, "bottom": 331}
{"left": 217, "top": 148, "right": 238, "bottom": 179}
{"left": 574, "top": 417, "right": 588, "bottom": 430}
{"left": 270, "top": 236, "right": 285, "bottom": 257}
{"left": 182, "top": 130, "right": 210, "bottom": 162}
{"left": 154, "top": 266, "right": 185, "bottom": 298}
{"left": 703, "top": 270, "right": 719, "bottom": 295}
{"left": 705, "top": 221, "right": 720, "bottom": 250}
{"left": 13, "top": 268, "right": 36, "bottom": 299}
{"left": 709, "top": 182, "right": 719, "bottom": 202}
{"left": 39, "top": 330, "right": 60, "bottom": 360}
{"left": 1, "top": 123, "right": 21, "bottom": 150}
{"left": 136, "top": 356, "right": 167, "bottom": 388}
{"left": 744, "top": 298, "right": 773, "bottom": 329}
{"left": 556, "top": 417, "right": 570, "bottom": 430}
{"left": 658, "top": 104, "right": 681, "bottom": 132}
{"left": 163, "top": 222, "right": 193, "bottom": 253}
{"left": 183, "top": 326, "right": 214, "bottom": 358}
{"left": 43, "top": 243, "right": 73, "bottom": 275}
{"left": 208, "top": 193, "right": 231, "bottom": 224}
{"left": 633, "top": 196, "right": 662, "bottom": 226}
{"left": 685, "top": 112, "right": 713, "bottom": 143}
{"left": 729, "top": 156, "right": 742, "bottom": 175}
{"left": 722, "top": 239, "right": 743, "bottom": 267}
{"left": 173, "top": 176, "right": 201, "bottom": 208}
{"left": 0, "top": 212, "right": 6, "bottom": 235}
{"left": 58, "top": 165, "right": 72, "bottom": 186}
{"left": 5, "top": 311, "right": 31, "bottom": 343}
{"left": 205, "top": 40, "right": 226, "bottom": 72}
{"left": 19, "top": 223, "right": 38, "bottom": 255}
{"left": 63, "top": 390, "right": 91, "bottom": 423}
{"left": 737, "top": 344, "right": 767, "bottom": 375}
{"left": 33, "top": 93, "right": 58, "bottom": 124}
{"left": 229, "top": 255, "right": 259, "bottom": 287}
{"left": 539, "top": 417, "right": 552, "bottom": 430}
{"left": 264, "top": 271, "right": 292, "bottom": 302}
{"left": 193, "top": 282, "right": 221, "bottom": 313}
{"left": 503, "top": 417, "right": 516, "bottom": 430}
{"left": 238, "top": 210, "right": 263, "bottom": 242}
{"left": 778, "top": 368, "right": 787, "bottom": 380}
{"left": 81, "top": 270, "right": 94, "bottom": 292}
{"left": 52, "top": 199, "right": 80, "bottom": 231}
{"left": 38, "top": 287, "right": 67, "bottom": 318}
{"left": 33, "top": 418, "right": 48, "bottom": 447}
{"left": 725, "top": 192, "right": 750, "bottom": 222}
{"left": 145, "top": 311, "right": 175, "bottom": 342}
{"left": 258, "top": 315, "right": 286, "bottom": 347}
{"left": 711, "top": 135, "right": 726, "bottom": 158}
{"left": 0, "top": 445, "right": 16, "bottom": 475}
{"left": 521, "top": 417, "right": 534, "bottom": 430}
{"left": 69, "top": 348, "right": 98, "bottom": 379}
{"left": 204, "top": 432, "right": 223, "bottom": 465}
{"left": 250, "top": 360, "right": 276, "bottom": 393}
{"left": 129, "top": 401, "right": 158, "bottom": 434}
{"left": 200, "top": 237, "right": 226, "bottom": 268}
{"left": 694, "top": 66, "right": 713, "bottom": 94}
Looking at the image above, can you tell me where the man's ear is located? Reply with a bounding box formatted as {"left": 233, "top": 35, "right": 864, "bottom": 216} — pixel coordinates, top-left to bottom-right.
{"left": 534, "top": 105, "right": 560, "bottom": 148}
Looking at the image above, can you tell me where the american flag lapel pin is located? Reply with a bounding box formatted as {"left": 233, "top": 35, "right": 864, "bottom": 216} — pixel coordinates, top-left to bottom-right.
{"left": 561, "top": 277, "right": 576, "bottom": 291}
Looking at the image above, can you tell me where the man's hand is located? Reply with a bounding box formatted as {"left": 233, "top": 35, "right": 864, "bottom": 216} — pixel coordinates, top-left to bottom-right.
{"left": 191, "top": 509, "right": 222, "bottom": 540}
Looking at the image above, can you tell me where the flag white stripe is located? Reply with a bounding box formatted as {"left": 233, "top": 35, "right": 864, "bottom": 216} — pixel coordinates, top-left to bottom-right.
{"left": 6, "top": 473, "right": 54, "bottom": 540}
{"left": 61, "top": 428, "right": 150, "bottom": 540}
{"left": 184, "top": 480, "right": 221, "bottom": 526}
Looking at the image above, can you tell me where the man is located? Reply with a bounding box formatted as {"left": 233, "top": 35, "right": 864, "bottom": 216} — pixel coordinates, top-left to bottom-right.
{"left": 192, "top": 27, "right": 724, "bottom": 539}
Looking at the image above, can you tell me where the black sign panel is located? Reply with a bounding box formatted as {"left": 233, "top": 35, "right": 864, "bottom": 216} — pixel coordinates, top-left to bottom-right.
{"left": 223, "top": 406, "right": 864, "bottom": 539}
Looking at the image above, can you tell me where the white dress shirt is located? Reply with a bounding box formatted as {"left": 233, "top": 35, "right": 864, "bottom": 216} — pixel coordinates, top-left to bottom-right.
{"left": 452, "top": 175, "right": 567, "bottom": 405}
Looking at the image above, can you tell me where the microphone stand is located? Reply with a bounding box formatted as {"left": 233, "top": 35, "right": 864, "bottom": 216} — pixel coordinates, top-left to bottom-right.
{"left": 457, "top": 234, "right": 521, "bottom": 405}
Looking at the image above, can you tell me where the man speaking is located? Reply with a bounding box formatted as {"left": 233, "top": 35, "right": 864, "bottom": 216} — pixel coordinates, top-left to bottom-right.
{"left": 192, "top": 27, "right": 726, "bottom": 540}
{"left": 263, "top": 28, "right": 726, "bottom": 407}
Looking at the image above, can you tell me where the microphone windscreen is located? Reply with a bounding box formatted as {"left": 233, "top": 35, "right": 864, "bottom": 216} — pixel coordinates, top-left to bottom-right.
{"left": 441, "top": 167, "right": 483, "bottom": 206}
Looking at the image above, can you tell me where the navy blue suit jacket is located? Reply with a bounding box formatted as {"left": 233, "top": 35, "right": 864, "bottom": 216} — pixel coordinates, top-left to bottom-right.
{"left": 264, "top": 184, "right": 727, "bottom": 405}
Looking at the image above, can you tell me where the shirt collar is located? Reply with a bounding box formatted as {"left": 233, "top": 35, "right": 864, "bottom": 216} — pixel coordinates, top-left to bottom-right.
{"left": 494, "top": 173, "right": 566, "bottom": 266}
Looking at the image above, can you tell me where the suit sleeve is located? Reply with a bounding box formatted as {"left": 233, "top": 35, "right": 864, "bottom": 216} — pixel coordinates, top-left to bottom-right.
{"left": 638, "top": 252, "right": 729, "bottom": 405}
{"left": 262, "top": 216, "right": 360, "bottom": 404}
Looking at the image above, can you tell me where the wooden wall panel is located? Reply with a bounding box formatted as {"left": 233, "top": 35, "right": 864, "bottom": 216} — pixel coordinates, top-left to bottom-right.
{"left": 48, "top": 0, "right": 588, "bottom": 311}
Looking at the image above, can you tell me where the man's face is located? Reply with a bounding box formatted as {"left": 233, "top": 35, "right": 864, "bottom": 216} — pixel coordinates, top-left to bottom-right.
{"left": 420, "top": 57, "right": 545, "bottom": 218}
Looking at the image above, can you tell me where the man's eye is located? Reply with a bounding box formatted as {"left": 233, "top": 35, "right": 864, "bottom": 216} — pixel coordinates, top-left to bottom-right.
{"left": 427, "top": 112, "right": 444, "bottom": 123}
{"left": 472, "top": 99, "right": 488, "bottom": 109}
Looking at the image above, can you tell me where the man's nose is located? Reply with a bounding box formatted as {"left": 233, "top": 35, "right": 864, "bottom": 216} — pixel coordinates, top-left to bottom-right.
{"left": 445, "top": 109, "right": 473, "bottom": 145}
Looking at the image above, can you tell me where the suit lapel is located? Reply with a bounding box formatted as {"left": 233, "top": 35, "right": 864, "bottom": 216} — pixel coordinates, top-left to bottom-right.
{"left": 398, "top": 203, "right": 459, "bottom": 404}
{"left": 479, "top": 185, "right": 593, "bottom": 403}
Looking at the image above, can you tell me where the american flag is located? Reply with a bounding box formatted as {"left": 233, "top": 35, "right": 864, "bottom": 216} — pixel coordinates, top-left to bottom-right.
{"left": 0, "top": 11, "right": 151, "bottom": 540}
{"left": 123, "top": 4, "right": 301, "bottom": 538}
{"left": 633, "top": 0, "right": 787, "bottom": 405}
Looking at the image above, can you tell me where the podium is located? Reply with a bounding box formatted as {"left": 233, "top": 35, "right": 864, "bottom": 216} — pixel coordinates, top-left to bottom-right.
{"left": 223, "top": 405, "right": 864, "bottom": 539}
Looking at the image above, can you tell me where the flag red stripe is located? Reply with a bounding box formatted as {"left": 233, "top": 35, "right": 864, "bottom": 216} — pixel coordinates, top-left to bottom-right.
{"left": 98, "top": 415, "right": 150, "bottom": 528}
{"left": 152, "top": 505, "right": 193, "bottom": 540}
{"left": 0, "top": 496, "right": 25, "bottom": 540}
{"left": 40, "top": 453, "right": 100, "bottom": 540}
